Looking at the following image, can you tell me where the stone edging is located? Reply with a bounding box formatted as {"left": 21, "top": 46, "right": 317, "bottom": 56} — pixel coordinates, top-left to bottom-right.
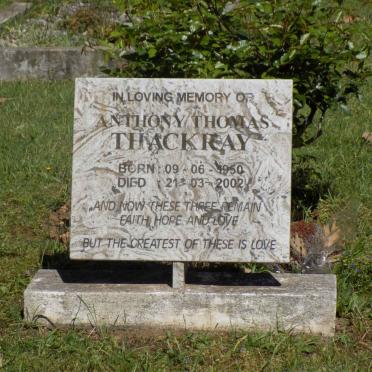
{"left": 0, "top": 47, "right": 106, "bottom": 81}
{"left": 0, "top": 2, "right": 31, "bottom": 25}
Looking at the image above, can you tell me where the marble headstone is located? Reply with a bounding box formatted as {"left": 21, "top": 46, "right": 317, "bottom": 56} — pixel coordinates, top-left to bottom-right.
{"left": 70, "top": 78, "right": 292, "bottom": 262}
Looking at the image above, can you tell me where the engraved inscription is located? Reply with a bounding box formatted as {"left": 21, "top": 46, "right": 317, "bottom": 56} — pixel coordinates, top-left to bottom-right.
{"left": 70, "top": 78, "right": 292, "bottom": 262}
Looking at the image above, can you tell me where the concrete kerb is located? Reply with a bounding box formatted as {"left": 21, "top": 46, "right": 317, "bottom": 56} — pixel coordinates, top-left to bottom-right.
{"left": 0, "top": 47, "right": 107, "bottom": 81}
{"left": 0, "top": 2, "right": 32, "bottom": 26}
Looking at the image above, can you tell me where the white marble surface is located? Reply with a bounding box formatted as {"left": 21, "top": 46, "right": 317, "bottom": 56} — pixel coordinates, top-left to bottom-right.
{"left": 70, "top": 78, "right": 292, "bottom": 262}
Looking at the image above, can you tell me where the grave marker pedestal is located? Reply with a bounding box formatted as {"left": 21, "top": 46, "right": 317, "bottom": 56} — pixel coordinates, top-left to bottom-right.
{"left": 172, "top": 263, "right": 185, "bottom": 289}
{"left": 24, "top": 78, "right": 336, "bottom": 335}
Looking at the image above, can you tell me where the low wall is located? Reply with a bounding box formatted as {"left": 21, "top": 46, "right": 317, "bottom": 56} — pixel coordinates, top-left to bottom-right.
{"left": 0, "top": 47, "right": 106, "bottom": 81}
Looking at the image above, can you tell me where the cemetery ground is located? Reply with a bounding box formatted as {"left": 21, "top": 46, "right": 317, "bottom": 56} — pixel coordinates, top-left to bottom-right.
{"left": 0, "top": 77, "right": 370, "bottom": 369}
{"left": 0, "top": 1, "right": 371, "bottom": 370}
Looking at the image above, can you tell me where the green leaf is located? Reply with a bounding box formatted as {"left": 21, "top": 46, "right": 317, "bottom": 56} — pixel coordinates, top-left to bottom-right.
{"left": 101, "top": 0, "right": 370, "bottom": 147}
{"left": 148, "top": 47, "right": 157, "bottom": 58}
{"left": 215, "top": 61, "right": 226, "bottom": 69}
{"left": 289, "top": 49, "right": 297, "bottom": 60}
{"left": 300, "top": 33, "right": 310, "bottom": 45}
{"left": 109, "top": 31, "right": 124, "bottom": 39}
{"left": 335, "top": 10, "right": 343, "bottom": 23}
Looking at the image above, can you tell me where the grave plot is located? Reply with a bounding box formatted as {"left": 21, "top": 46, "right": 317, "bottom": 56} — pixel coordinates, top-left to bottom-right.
{"left": 24, "top": 78, "right": 336, "bottom": 335}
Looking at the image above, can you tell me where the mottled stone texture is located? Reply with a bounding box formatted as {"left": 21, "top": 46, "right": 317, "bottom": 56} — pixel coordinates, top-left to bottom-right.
{"left": 70, "top": 78, "right": 292, "bottom": 262}
{"left": 0, "top": 48, "right": 105, "bottom": 81}
{"left": 172, "top": 262, "right": 185, "bottom": 288}
{"left": 24, "top": 269, "right": 336, "bottom": 336}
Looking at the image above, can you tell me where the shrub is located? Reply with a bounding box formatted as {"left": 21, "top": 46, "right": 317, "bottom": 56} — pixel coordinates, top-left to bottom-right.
{"left": 103, "top": 0, "right": 369, "bottom": 147}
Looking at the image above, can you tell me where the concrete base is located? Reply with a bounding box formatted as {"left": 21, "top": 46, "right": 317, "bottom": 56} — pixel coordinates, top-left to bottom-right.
{"left": 24, "top": 269, "right": 336, "bottom": 336}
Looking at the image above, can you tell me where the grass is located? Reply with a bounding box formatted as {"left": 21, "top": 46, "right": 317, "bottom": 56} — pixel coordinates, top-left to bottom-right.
{"left": 0, "top": 81, "right": 73, "bottom": 338}
{"left": 0, "top": 328, "right": 370, "bottom": 370}
{"left": 295, "top": 82, "right": 372, "bottom": 323}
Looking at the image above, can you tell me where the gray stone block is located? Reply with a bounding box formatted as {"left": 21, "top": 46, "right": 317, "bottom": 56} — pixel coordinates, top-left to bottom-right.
{"left": 172, "top": 262, "right": 185, "bottom": 288}
{"left": 0, "top": 2, "right": 32, "bottom": 25}
{"left": 0, "top": 47, "right": 105, "bottom": 81}
{"left": 24, "top": 269, "right": 336, "bottom": 336}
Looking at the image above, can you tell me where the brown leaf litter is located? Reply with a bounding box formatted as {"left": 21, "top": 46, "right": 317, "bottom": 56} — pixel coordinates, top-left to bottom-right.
{"left": 48, "top": 202, "right": 70, "bottom": 246}
{"left": 0, "top": 97, "right": 13, "bottom": 105}
{"left": 362, "top": 132, "right": 372, "bottom": 144}
{"left": 290, "top": 219, "right": 344, "bottom": 270}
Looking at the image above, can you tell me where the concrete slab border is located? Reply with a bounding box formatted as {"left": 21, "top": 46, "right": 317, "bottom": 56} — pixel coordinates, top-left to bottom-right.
{"left": 0, "top": 2, "right": 32, "bottom": 25}
{"left": 0, "top": 47, "right": 106, "bottom": 81}
{"left": 24, "top": 269, "right": 337, "bottom": 336}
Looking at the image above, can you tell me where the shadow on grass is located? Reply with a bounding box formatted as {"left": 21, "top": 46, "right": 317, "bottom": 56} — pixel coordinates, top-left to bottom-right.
{"left": 291, "top": 154, "right": 332, "bottom": 220}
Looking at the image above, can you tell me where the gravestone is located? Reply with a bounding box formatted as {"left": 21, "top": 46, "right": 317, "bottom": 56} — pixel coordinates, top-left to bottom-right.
{"left": 70, "top": 78, "right": 291, "bottom": 262}
{"left": 24, "top": 78, "right": 336, "bottom": 335}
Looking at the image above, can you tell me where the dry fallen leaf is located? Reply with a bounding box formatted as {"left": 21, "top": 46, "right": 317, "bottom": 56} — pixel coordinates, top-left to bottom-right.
{"left": 322, "top": 220, "right": 341, "bottom": 248}
{"left": 48, "top": 202, "right": 70, "bottom": 246}
{"left": 326, "top": 252, "right": 344, "bottom": 263}
{"left": 290, "top": 219, "right": 345, "bottom": 267}
{"left": 362, "top": 132, "right": 372, "bottom": 143}
{"left": 343, "top": 15, "right": 360, "bottom": 24}
{"left": 321, "top": 220, "right": 344, "bottom": 262}
{"left": 290, "top": 233, "right": 307, "bottom": 260}
{"left": 0, "top": 97, "right": 10, "bottom": 104}
{"left": 60, "top": 231, "right": 70, "bottom": 246}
